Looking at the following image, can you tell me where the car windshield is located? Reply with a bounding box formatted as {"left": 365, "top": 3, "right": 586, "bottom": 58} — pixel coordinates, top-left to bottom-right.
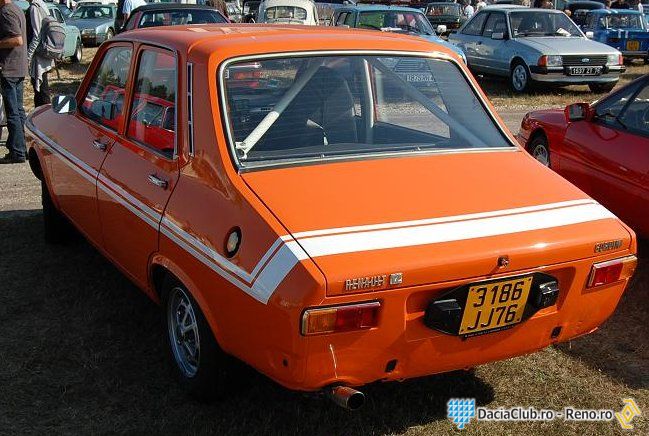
{"left": 358, "top": 11, "right": 435, "bottom": 35}
{"left": 138, "top": 9, "right": 227, "bottom": 27}
{"left": 265, "top": 6, "right": 308, "bottom": 20}
{"left": 70, "top": 6, "right": 114, "bottom": 19}
{"left": 510, "top": 11, "right": 583, "bottom": 37}
{"left": 426, "top": 4, "right": 460, "bottom": 17}
{"left": 600, "top": 14, "right": 644, "bottom": 29}
{"left": 222, "top": 55, "right": 511, "bottom": 169}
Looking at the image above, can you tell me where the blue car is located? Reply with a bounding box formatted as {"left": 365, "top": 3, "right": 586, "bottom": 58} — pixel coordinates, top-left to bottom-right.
{"left": 582, "top": 9, "right": 649, "bottom": 60}
{"left": 331, "top": 5, "right": 466, "bottom": 63}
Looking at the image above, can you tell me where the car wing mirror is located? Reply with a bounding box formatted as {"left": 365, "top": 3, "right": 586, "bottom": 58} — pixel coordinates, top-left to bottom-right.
{"left": 52, "top": 94, "right": 77, "bottom": 114}
{"left": 491, "top": 32, "right": 506, "bottom": 40}
{"left": 585, "top": 31, "right": 594, "bottom": 38}
{"left": 437, "top": 24, "right": 447, "bottom": 34}
{"left": 565, "top": 102, "right": 591, "bottom": 122}
{"left": 90, "top": 99, "right": 117, "bottom": 120}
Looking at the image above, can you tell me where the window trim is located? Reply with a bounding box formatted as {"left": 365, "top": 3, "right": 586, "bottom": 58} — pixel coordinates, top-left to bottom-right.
{"left": 123, "top": 44, "right": 179, "bottom": 161}
{"left": 217, "top": 50, "right": 518, "bottom": 173}
{"left": 187, "top": 62, "right": 195, "bottom": 157}
{"left": 77, "top": 43, "right": 134, "bottom": 135}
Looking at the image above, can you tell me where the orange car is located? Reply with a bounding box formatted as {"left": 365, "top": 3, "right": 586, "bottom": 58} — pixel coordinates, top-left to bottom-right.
{"left": 25, "top": 25, "right": 637, "bottom": 409}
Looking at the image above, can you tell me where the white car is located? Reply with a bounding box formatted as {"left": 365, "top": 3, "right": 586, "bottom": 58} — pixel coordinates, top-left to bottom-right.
{"left": 257, "top": 0, "right": 318, "bottom": 25}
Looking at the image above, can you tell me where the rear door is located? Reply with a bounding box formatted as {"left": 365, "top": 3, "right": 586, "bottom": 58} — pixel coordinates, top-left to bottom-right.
{"left": 562, "top": 78, "right": 649, "bottom": 233}
{"left": 97, "top": 46, "right": 180, "bottom": 289}
{"left": 47, "top": 44, "right": 132, "bottom": 245}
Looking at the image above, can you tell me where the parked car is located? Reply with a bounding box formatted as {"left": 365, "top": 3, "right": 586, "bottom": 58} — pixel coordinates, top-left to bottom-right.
{"left": 518, "top": 75, "right": 649, "bottom": 237}
{"left": 565, "top": 0, "right": 604, "bottom": 27}
{"left": 242, "top": 0, "right": 260, "bottom": 22}
{"left": 257, "top": 0, "right": 319, "bottom": 25}
{"left": 68, "top": 4, "right": 117, "bottom": 46}
{"left": 449, "top": 6, "right": 625, "bottom": 93}
{"left": 315, "top": 0, "right": 352, "bottom": 25}
{"left": 47, "top": 3, "right": 83, "bottom": 63}
{"left": 54, "top": 3, "right": 74, "bottom": 19}
{"left": 332, "top": 5, "right": 466, "bottom": 61}
{"left": 227, "top": 1, "right": 243, "bottom": 22}
{"left": 25, "top": 24, "right": 637, "bottom": 408}
{"left": 121, "top": 3, "right": 228, "bottom": 32}
{"left": 582, "top": 9, "right": 649, "bottom": 61}
{"left": 424, "top": 2, "right": 465, "bottom": 35}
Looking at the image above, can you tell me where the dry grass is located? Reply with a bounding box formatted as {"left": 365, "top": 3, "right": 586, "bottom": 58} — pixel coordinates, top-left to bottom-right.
{"left": 1, "top": 47, "right": 647, "bottom": 435}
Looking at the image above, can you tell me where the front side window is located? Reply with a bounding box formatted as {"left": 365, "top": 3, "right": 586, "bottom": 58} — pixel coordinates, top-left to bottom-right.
{"left": 358, "top": 11, "right": 435, "bottom": 35}
{"left": 510, "top": 11, "right": 583, "bottom": 37}
{"left": 335, "top": 12, "right": 347, "bottom": 25}
{"left": 618, "top": 83, "right": 649, "bottom": 134}
{"left": 126, "top": 49, "right": 177, "bottom": 158}
{"left": 482, "top": 13, "right": 507, "bottom": 38}
{"left": 594, "top": 80, "right": 644, "bottom": 128}
{"left": 81, "top": 46, "right": 132, "bottom": 130}
{"left": 462, "top": 12, "right": 487, "bottom": 35}
{"left": 222, "top": 55, "right": 511, "bottom": 169}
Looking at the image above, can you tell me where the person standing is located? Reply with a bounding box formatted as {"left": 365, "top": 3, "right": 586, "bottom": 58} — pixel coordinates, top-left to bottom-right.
{"left": 463, "top": 0, "right": 475, "bottom": 19}
{"left": 122, "top": 0, "right": 146, "bottom": 24}
{"left": 476, "top": 0, "right": 487, "bottom": 11}
{"left": 27, "top": 0, "right": 55, "bottom": 107}
{"left": 206, "top": 0, "right": 229, "bottom": 18}
{"left": 0, "top": 0, "right": 28, "bottom": 164}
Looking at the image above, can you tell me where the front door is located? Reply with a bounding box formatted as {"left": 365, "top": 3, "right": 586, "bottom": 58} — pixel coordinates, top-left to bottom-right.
{"left": 563, "top": 78, "right": 649, "bottom": 233}
{"left": 47, "top": 44, "right": 132, "bottom": 245}
{"left": 97, "top": 46, "right": 179, "bottom": 289}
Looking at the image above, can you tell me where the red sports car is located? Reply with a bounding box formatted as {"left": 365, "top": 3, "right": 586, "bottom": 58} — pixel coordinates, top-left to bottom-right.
{"left": 518, "top": 76, "right": 649, "bottom": 238}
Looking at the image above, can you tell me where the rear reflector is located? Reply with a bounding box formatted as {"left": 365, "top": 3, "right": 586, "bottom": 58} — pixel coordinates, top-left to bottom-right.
{"left": 301, "top": 301, "right": 380, "bottom": 336}
{"left": 587, "top": 255, "right": 637, "bottom": 288}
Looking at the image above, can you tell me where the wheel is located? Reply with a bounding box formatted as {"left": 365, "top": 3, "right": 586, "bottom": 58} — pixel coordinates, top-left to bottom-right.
{"left": 162, "top": 276, "right": 227, "bottom": 401}
{"left": 72, "top": 39, "right": 82, "bottom": 63}
{"left": 105, "top": 29, "right": 113, "bottom": 41}
{"left": 528, "top": 134, "right": 550, "bottom": 167}
{"left": 41, "top": 180, "right": 73, "bottom": 244}
{"left": 510, "top": 61, "right": 531, "bottom": 93}
{"left": 588, "top": 82, "right": 616, "bottom": 93}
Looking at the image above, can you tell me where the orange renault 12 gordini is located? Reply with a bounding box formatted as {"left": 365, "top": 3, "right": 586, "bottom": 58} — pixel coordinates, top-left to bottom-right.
{"left": 25, "top": 25, "right": 637, "bottom": 409}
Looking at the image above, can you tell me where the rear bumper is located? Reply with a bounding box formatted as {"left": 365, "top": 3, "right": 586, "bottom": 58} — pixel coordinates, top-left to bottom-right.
{"left": 621, "top": 50, "right": 647, "bottom": 58}
{"left": 280, "top": 254, "right": 633, "bottom": 391}
{"left": 529, "top": 65, "right": 624, "bottom": 85}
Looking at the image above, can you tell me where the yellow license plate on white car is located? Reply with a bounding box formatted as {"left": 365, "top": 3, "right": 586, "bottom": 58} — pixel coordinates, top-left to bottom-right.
{"left": 459, "top": 276, "right": 532, "bottom": 336}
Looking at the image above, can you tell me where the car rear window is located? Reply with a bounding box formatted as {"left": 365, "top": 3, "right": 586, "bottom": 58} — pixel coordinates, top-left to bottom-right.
{"left": 221, "top": 54, "right": 512, "bottom": 169}
{"left": 138, "top": 9, "right": 227, "bottom": 27}
{"left": 265, "top": 6, "right": 307, "bottom": 20}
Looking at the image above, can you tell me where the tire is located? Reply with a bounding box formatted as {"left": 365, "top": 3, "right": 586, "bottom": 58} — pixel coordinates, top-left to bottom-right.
{"left": 162, "top": 276, "right": 228, "bottom": 401}
{"left": 510, "top": 61, "right": 531, "bottom": 93}
{"left": 42, "top": 180, "right": 73, "bottom": 244}
{"left": 527, "top": 134, "right": 550, "bottom": 167}
{"left": 72, "top": 39, "right": 82, "bottom": 63}
{"left": 588, "top": 82, "right": 616, "bottom": 93}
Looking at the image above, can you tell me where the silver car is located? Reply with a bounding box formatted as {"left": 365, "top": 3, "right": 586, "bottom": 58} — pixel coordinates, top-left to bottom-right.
{"left": 68, "top": 4, "right": 117, "bottom": 47}
{"left": 449, "top": 6, "right": 624, "bottom": 93}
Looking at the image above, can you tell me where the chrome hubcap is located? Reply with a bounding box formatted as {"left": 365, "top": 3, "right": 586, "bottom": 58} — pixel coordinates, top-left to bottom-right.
{"left": 167, "top": 287, "right": 200, "bottom": 378}
{"left": 513, "top": 65, "right": 527, "bottom": 91}
{"left": 532, "top": 143, "right": 549, "bottom": 166}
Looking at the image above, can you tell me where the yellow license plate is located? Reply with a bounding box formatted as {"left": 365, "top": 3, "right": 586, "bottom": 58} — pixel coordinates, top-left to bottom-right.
{"left": 459, "top": 276, "right": 533, "bottom": 336}
{"left": 627, "top": 40, "right": 640, "bottom": 51}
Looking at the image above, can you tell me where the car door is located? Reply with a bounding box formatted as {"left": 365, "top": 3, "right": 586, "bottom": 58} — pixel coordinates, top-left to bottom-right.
{"left": 451, "top": 11, "right": 488, "bottom": 70}
{"left": 51, "top": 8, "right": 76, "bottom": 57}
{"left": 97, "top": 46, "right": 180, "bottom": 289}
{"left": 562, "top": 78, "right": 649, "bottom": 233}
{"left": 479, "top": 11, "right": 509, "bottom": 75}
{"left": 48, "top": 44, "right": 131, "bottom": 246}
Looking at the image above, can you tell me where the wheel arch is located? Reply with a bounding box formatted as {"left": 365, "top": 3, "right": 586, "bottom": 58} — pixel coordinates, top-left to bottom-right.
{"left": 510, "top": 56, "right": 527, "bottom": 70}
{"left": 526, "top": 127, "right": 548, "bottom": 150}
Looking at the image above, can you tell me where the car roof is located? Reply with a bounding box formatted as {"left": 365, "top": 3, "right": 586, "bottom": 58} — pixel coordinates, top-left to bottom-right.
{"left": 483, "top": 5, "right": 562, "bottom": 12}
{"left": 588, "top": 8, "right": 643, "bottom": 14}
{"left": 261, "top": 0, "right": 316, "bottom": 7}
{"left": 133, "top": 3, "right": 222, "bottom": 12}
{"left": 116, "top": 24, "right": 459, "bottom": 61}
{"left": 338, "top": 4, "right": 425, "bottom": 12}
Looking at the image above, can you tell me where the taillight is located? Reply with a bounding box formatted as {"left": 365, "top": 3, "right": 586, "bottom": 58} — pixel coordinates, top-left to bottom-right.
{"left": 587, "top": 256, "right": 637, "bottom": 288}
{"left": 301, "top": 301, "right": 380, "bottom": 336}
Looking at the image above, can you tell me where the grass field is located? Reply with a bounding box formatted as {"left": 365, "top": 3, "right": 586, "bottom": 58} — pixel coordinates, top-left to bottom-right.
{"left": 0, "top": 48, "right": 647, "bottom": 435}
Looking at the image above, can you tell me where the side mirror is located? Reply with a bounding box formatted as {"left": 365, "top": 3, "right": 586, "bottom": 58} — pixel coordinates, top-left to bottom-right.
{"left": 491, "top": 32, "right": 506, "bottom": 40}
{"left": 90, "top": 99, "right": 116, "bottom": 120}
{"left": 437, "top": 24, "right": 447, "bottom": 34}
{"left": 52, "top": 94, "right": 77, "bottom": 114}
{"left": 585, "top": 31, "right": 594, "bottom": 38}
{"left": 565, "top": 102, "right": 591, "bottom": 122}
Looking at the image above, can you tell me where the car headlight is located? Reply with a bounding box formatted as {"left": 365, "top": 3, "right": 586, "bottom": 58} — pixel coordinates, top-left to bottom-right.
{"left": 607, "top": 53, "right": 623, "bottom": 65}
{"left": 538, "top": 55, "right": 562, "bottom": 67}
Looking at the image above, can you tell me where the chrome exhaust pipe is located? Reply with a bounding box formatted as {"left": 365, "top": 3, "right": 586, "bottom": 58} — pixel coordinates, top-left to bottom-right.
{"left": 326, "top": 386, "right": 365, "bottom": 410}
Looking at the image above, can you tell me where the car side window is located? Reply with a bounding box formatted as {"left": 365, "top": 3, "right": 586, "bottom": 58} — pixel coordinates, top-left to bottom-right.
{"left": 462, "top": 12, "right": 487, "bottom": 36}
{"left": 618, "top": 83, "right": 649, "bottom": 135}
{"left": 80, "top": 46, "right": 132, "bottom": 131}
{"left": 126, "top": 48, "right": 177, "bottom": 158}
{"left": 595, "top": 80, "right": 645, "bottom": 128}
{"left": 482, "top": 13, "right": 507, "bottom": 38}
{"left": 344, "top": 11, "right": 355, "bottom": 26}
{"left": 335, "top": 12, "right": 347, "bottom": 26}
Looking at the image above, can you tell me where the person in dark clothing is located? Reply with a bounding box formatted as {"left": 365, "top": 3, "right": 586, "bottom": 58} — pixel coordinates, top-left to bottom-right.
{"left": 611, "top": 0, "right": 631, "bottom": 8}
{"left": 0, "top": 0, "right": 28, "bottom": 164}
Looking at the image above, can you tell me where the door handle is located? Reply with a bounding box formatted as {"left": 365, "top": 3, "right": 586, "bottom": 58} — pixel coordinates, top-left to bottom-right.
{"left": 148, "top": 174, "right": 168, "bottom": 189}
{"left": 92, "top": 140, "right": 107, "bottom": 151}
